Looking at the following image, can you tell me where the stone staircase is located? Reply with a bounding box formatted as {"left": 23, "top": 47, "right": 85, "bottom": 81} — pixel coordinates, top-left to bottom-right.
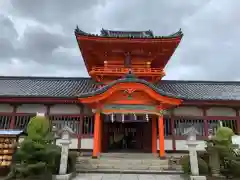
{"left": 76, "top": 153, "right": 183, "bottom": 174}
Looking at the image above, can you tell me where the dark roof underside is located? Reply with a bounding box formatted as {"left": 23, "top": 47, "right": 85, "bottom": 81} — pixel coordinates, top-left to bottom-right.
{"left": 0, "top": 76, "right": 239, "bottom": 101}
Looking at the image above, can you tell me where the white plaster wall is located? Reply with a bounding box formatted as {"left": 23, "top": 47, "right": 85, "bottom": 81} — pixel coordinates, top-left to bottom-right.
{"left": 207, "top": 107, "right": 236, "bottom": 116}
{"left": 50, "top": 104, "right": 80, "bottom": 114}
{"left": 0, "top": 104, "right": 13, "bottom": 112}
{"left": 83, "top": 106, "right": 93, "bottom": 115}
{"left": 17, "top": 104, "right": 47, "bottom": 113}
{"left": 56, "top": 138, "right": 78, "bottom": 149}
{"left": 173, "top": 106, "right": 203, "bottom": 116}
{"left": 18, "top": 137, "right": 79, "bottom": 149}
{"left": 80, "top": 138, "right": 93, "bottom": 149}
{"left": 157, "top": 139, "right": 173, "bottom": 150}
{"left": 232, "top": 135, "right": 240, "bottom": 147}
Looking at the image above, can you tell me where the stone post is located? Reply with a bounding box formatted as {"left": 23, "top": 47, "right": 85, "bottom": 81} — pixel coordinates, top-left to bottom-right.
{"left": 186, "top": 141, "right": 199, "bottom": 176}
{"left": 58, "top": 126, "right": 74, "bottom": 175}
{"left": 184, "top": 126, "right": 206, "bottom": 180}
{"left": 207, "top": 146, "right": 221, "bottom": 177}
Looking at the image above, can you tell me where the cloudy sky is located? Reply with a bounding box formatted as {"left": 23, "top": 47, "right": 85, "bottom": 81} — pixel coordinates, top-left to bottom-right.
{"left": 0, "top": 0, "right": 239, "bottom": 80}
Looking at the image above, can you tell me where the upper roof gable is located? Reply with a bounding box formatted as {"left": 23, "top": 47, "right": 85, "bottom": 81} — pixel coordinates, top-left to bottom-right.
{"left": 75, "top": 26, "right": 183, "bottom": 39}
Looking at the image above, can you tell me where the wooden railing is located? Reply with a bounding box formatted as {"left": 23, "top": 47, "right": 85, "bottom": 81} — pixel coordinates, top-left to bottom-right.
{"left": 90, "top": 66, "right": 164, "bottom": 75}
{"left": 0, "top": 113, "right": 237, "bottom": 137}
{"left": 0, "top": 113, "right": 238, "bottom": 152}
{"left": 161, "top": 116, "right": 238, "bottom": 139}
{"left": 0, "top": 113, "right": 95, "bottom": 137}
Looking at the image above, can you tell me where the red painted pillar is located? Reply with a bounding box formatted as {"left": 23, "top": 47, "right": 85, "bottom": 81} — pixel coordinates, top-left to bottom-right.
{"left": 158, "top": 115, "right": 165, "bottom": 159}
{"left": 170, "top": 116, "right": 176, "bottom": 151}
{"left": 235, "top": 109, "right": 240, "bottom": 134}
{"left": 78, "top": 105, "right": 84, "bottom": 149}
{"left": 93, "top": 111, "right": 100, "bottom": 158}
{"left": 9, "top": 105, "right": 17, "bottom": 129}
{"left": 203, "top": 108, "right": 209, "bottom": 137}
{"left": 152, "top": 116, "right": 157, "bottom": 155}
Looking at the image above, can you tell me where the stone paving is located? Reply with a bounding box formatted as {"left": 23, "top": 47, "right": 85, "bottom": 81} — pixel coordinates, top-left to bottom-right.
{"left": 73, "top": 173, "right": 185, "bottom": 180}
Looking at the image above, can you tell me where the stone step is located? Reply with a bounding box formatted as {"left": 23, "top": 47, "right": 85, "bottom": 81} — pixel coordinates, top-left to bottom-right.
{"left": 76, "top": 153, "right": 183, "bottom": 174}
{"left": 76, "top": 159, "right": 169, "bottom": 165}
{"left": 75, "top": 167, "right": 184, "bottom": 174}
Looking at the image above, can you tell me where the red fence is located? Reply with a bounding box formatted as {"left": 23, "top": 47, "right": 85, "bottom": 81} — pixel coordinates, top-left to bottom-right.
{"left": 162, "top": 116, "right": 239, "bottom": 140}
{"left": 0, "top": 113, "right": 95, "bottom": 136}
{"left": 0, "top": 113, "right": 238, "bottom": 140}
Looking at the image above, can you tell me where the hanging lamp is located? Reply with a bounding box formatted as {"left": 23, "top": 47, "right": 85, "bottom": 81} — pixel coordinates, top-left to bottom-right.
{"left": 111, "top": 113, "right": 114, "bottom": 123}
{"left": 134, "top": 113, "right": 137, "bottom": 120}
{"left": 146, "top": 114, "right": 149, "bottom": 122}
{"left": 122, "top": 114, "right": 124, "bottom": 123}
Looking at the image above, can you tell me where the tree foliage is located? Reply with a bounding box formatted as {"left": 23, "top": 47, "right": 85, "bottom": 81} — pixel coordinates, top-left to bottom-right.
{"left": 7, "top": 116, "right": 60, "bottom": 179}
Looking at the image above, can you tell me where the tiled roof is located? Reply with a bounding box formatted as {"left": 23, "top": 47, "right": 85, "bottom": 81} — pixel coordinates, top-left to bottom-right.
{"left": 156, "top": 80, "right": 240, "bottom": 101}
{"left": 0, "top": 76, "right": 240, "bottom": 101}
{"left": 0, "top": 76, "right": 98, "bottom": 98}
{"left": 75, "top": 26, "right": 183, "bottom": 39}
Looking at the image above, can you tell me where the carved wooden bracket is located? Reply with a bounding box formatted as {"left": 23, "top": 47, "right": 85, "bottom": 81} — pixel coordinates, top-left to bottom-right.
{"left": 124, "top": 88, "right": 136, "bottom": 94}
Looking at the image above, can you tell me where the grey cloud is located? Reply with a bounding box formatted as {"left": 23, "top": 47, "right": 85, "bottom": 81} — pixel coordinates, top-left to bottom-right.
{"left": 0, "top": 15, "right": 18, "bottom": 40}
{"left": 17, "top": 27, "right": 84, "bottom": 68}
{"left": 167, "top": 0, "right": 240, "bottom": 81}
{"left": 10, "top": 0, "right": 107, "bottom": 33}
{"left": 19, "top": 27, "right": 70, "bottom": 57}
{"left": 1, "top": 0, "right": 240, "bottom": 80}
{"left": 0, "top": 39, "right": 16, "bottom": 59}
{"left": 97, "top": 0, "right": 209, "bottom": 34}
{"left": 0, "top": 15, "right": 18, "bottom": 59}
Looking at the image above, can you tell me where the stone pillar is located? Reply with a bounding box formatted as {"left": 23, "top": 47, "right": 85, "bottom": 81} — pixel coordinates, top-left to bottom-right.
{"left": 152, "top": 117, "right": 157, "bottom": 155}
{"left": 58, "top": 127, "right": 73, "bottom": 175}
{"left": 208, "top": 147, "right": 221, "bottom": 177}
{"left": 93, "top": 111, "right": 100, "bottom": 158}
{"left": 187, "top": 142, "right": 199, "bottom": 176}
{"left": 158, "top": 115, "right": 165, "bottom": 158}
{"left": 185, "top": 127, "right": 206, "bottom": 180}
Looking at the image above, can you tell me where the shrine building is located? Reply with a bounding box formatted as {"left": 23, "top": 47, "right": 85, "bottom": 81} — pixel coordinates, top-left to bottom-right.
{"left": 1, "top": 27, "right": 240, "bottom": 158}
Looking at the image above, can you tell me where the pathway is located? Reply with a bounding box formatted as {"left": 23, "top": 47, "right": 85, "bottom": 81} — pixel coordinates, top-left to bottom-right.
{"left": 73, "top": 173, "right": 186, "bottom": 180}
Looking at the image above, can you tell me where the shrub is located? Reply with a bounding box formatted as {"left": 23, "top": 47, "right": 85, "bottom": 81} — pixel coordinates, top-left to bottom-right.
{"left": 180, "top": 155, "right": 209, "bottom": 175}
{"left": 7, "top": 116, "right": 60, "bottom": 179}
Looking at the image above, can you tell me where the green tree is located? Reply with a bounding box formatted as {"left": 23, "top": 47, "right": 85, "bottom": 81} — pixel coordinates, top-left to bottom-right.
{"left": 7, "top": 115, "right": 60, "bottom": 179}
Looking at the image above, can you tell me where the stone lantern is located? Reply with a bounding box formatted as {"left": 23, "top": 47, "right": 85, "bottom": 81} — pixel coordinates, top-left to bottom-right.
{"left": 57, "top": 126, "right": 74, "bottom": 175}
{"left": 184, "top": 126, "right": 206, "bottom": 180}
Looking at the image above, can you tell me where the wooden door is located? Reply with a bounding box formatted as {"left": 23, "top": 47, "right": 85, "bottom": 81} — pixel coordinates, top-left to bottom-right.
{"left": 135, "top": 123, "right": 143, "bottom": 150}
{"left": 102, "top": 122, "right": 109, "bottom": 152}
{"left": 142, "top": 122, "right": 152, "bottom": 152}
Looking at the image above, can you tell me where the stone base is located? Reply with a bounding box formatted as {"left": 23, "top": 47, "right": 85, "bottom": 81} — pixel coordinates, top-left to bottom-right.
{"left": 190, "top": 175, "right": 207, "bottom": 180}
{"left": 52, "top": 173, "right": 74, "bottom": 180}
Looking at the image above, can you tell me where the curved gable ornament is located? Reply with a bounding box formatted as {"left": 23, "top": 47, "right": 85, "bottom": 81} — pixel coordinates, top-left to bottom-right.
{"left": 78, "top": 82, "right": 182, "bottom": 106}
